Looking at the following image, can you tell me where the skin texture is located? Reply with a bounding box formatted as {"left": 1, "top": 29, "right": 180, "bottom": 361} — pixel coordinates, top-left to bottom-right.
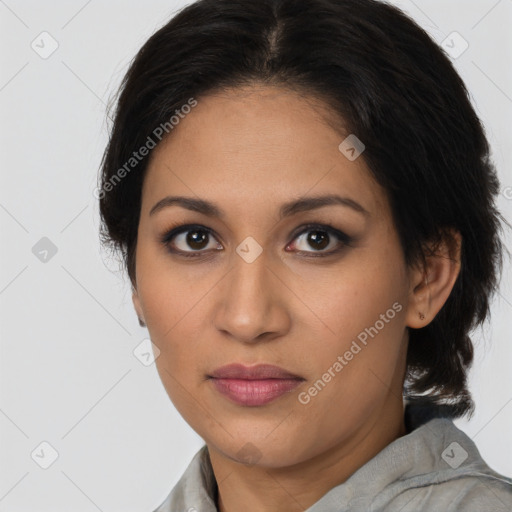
{"left": 132, "top": 84, "right": 462, "bottom": 512}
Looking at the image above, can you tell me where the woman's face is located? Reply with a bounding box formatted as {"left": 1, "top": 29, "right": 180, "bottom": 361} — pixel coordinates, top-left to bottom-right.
{"left": 132, "top": 84, "right": 419, "bottom": 468}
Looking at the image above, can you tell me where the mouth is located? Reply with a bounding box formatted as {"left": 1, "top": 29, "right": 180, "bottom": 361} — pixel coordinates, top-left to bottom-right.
{"left": 208, "top": 363, "right": 303, "bottom": 380}
{"left": 207, "top": 363, "right": 305, "bottom": 406}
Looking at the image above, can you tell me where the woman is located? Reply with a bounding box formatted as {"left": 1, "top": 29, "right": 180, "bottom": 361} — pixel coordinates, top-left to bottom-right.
{"left": 97, "top": 0, "right": 512, "bottom": 510}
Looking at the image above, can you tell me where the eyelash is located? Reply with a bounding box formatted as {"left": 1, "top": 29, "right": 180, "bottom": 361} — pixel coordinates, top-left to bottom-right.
{"left": 159, "top": 222, "right": 353, "bottom": 259}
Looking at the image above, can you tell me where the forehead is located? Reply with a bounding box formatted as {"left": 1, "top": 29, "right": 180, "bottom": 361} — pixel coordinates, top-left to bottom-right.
{"left": 141, "top": 85, "right": 387, "bottom": 218}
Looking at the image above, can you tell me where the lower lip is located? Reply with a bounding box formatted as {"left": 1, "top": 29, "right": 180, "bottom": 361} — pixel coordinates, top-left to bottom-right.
{"left": 209, "top": 378, "right": 303, "bottom": 406}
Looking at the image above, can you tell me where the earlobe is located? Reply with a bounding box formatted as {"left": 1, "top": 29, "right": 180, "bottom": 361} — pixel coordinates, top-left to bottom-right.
{"left": 132, "top": 287, "right": 146, "bottom": 327}
{"left": 405, "top": 230, "right": 462, "bottom": 329}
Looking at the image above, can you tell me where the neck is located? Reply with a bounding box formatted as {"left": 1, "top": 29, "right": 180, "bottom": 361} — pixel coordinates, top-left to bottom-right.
{"left": 208, "top": 394, "right": 407, "bottom": 512}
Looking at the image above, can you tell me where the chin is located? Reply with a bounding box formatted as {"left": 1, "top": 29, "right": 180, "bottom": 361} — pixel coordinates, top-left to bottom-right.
{"left": 209, "top": 432, "right": 313, "bottom": 469}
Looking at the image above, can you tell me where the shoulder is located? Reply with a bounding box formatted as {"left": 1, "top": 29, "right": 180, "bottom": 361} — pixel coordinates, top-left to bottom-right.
{"left": 373, "top": 417, "right": 512, "bottom": 511}
{"left": 381, "top": 473, "right": 512, "bottom": 512}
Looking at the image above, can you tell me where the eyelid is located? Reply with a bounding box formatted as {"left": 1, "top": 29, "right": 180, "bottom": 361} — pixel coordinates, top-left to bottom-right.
{"left": 286, "top": 223, "right": 353, "bottom": 257}
{"left": 289, "top": 223, "right": 352, "bottom": 245}
{"left": 160, "top": 222, "right": 352, "bottom": 257}
{"left": 159, "top": 223, "right": 221, "bottom": 255}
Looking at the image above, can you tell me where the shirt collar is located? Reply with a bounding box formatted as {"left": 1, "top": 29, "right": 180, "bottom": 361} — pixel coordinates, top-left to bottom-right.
{"left": 155, "top": 403, "right": 493, "bottom": 512}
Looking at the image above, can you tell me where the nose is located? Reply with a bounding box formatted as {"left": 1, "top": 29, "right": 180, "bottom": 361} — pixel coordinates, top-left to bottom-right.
{"left": 213, "top": 249, "right": 291, "bottom": 344}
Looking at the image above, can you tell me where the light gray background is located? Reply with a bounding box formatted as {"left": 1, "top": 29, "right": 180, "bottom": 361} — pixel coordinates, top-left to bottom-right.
{"left": 1, "top": 0, "right": 511, "bottom": 510}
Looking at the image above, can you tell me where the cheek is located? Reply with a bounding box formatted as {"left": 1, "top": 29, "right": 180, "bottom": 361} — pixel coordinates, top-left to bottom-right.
{"left": 306, "top": 291, "right": 406, "bottom": 396}
{"left": 291, "top": 251, "right": 408, "bottom": 393}
{"left": 136, "top": 255, "right": 208, "bottom": 388}
{"left": 288, "top": 252, "right": 406, "bottom": 343}
{"left": 136, "top": 242, "right": 211, "bottom": 339}
{"left": 295, "top": 285, "right": 407, "bottom": 435}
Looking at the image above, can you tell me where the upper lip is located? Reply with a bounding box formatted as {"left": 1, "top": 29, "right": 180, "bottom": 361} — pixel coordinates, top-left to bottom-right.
{"left": 208, "top": 363, "right": 303, "bottom": 380}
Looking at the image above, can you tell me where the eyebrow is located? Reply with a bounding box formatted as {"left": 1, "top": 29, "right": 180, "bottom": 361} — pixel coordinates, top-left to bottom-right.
{"left": 149, "top": 194, "right": 370, "bottom": 219}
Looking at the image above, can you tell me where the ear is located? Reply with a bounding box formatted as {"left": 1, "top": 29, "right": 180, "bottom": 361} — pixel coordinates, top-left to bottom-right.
{"left": 132, "top": 285, "right": 146, "bottom": 327}
{"left": 405, "top": 229, "right": 462, "bottom": 329}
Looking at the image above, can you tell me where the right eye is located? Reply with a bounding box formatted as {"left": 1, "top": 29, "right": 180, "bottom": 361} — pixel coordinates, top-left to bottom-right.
{"left": 160, "top": 224, "right": 223, "bottom": 258}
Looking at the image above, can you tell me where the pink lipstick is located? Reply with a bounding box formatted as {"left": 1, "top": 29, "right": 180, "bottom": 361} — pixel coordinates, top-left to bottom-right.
{"left": 208, "top": 363, "right": 304, "bottom": 406}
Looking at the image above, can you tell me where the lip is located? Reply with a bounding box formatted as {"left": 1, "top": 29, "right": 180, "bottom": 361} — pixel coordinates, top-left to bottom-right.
{"left": 208, "top": 363, "right": 302, "bottom": 380}
{"left": 207, "top": 364, "right": 305, "bottom": 406}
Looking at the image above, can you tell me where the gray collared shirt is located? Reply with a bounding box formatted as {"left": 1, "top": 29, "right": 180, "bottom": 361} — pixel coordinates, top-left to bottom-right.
{"left": 153, "top": 406, "right": 512, "bottom": 511}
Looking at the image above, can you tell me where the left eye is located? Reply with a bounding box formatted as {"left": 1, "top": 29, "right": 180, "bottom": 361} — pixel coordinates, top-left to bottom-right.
{"left": 287, "top": 224, "right": 352, "bottom": 256}
{"left": 161, "top": 223, "right": 351, "bottom": 258}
